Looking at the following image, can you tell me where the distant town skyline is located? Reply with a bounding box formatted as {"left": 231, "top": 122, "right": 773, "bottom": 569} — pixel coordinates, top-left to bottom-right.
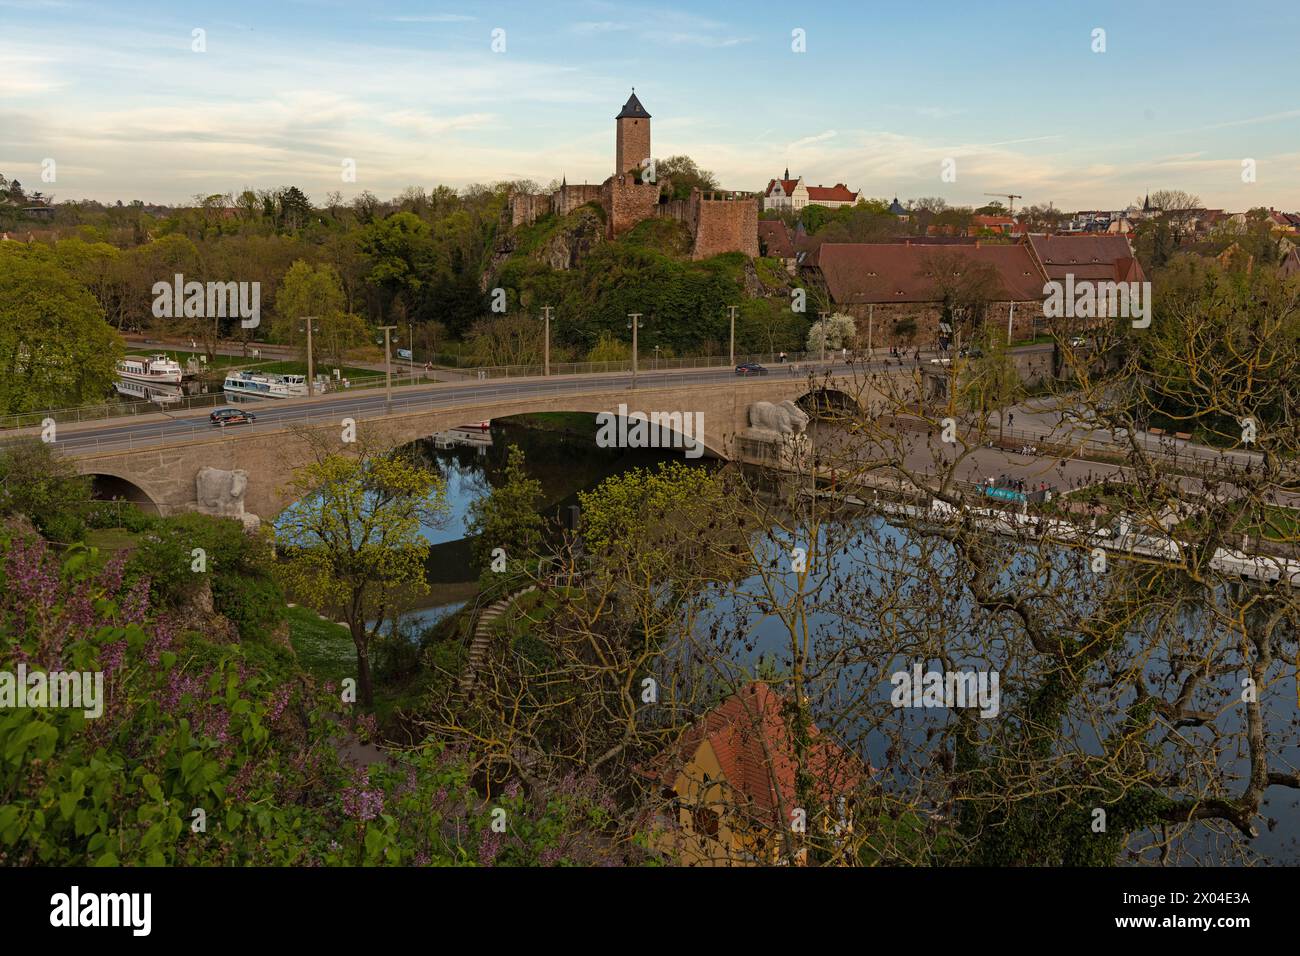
{"left": 4, "top": 0, "right": 1299, "bottom": 210}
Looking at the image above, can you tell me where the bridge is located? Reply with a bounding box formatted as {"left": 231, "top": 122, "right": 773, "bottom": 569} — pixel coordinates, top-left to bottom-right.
{"left": 41, "top": 363, "right": 908, "bottom": 520}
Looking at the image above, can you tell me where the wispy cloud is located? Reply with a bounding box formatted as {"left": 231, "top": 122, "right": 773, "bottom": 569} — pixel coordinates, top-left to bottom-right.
{"left": 570, "top": 21, "right": 629, "bottom": 35}
{"left": 387, "top": 13, "right": 476, "bottom": 23}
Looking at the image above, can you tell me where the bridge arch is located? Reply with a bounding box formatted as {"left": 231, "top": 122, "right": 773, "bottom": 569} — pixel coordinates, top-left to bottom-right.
{"left": 796, "top": 387, "right": 866, "bottom": 419}
{"left": 86, "top": 472, "right": 162, "bottom": 515}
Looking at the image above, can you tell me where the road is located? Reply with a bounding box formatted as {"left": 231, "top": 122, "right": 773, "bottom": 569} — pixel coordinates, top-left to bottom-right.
{"left": 37, "top": 358, "right": 868, "bottom": 455}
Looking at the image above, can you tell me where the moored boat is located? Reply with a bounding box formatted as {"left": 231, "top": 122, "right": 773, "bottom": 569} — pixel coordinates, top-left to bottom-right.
{"left": 117, "top": 354, "right": 183, "bottom": 385}
{"left": 223, "top": 371, "right": 309, "bottom": 401}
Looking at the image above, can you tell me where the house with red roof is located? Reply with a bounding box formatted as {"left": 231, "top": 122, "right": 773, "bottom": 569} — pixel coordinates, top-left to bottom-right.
{"left": 801, "top": 234, "right": 1147, "bottom": 353}
{"left": 645, "top": 681, "right": 867, "bottom": 866}
{"left": 763, "top": 168, "right": 863, "bottom": 213}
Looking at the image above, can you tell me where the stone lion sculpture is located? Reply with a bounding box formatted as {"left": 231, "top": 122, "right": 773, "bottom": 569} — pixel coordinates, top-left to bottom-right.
{"left": 747, "top": 400, "right": 810, "bottom": 438}
{"left": 196, "top": 467, "right": 249, "bottom": 517}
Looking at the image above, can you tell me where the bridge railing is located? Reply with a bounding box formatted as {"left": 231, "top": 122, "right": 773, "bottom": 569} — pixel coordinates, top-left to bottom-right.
{"left": 0, "top": 368, "right": 442, "bottom": 432}
{"left": 434, "top": 350, "right": 884, "bottom": 379}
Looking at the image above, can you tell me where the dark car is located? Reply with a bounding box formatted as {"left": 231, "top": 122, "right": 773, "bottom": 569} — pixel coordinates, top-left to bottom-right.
{"left": 735, "top": 362, "right": 769, "bottom": 376}
{"left": 210, "top": 407, "right": 256, "bottom": 426}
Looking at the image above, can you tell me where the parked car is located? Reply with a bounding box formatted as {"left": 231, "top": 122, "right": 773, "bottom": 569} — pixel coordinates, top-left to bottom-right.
{"left": 210, "top": 407, "right": 256, "bottom": 426}
{"left": 735, "top": 362, "right": 769, "bottom": 376}
{"left": 1068, "top": 336, "right": 1088, "bottom": 348}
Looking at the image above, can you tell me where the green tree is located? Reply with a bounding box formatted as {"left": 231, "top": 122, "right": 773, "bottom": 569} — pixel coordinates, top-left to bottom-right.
{"left": 276, "top": 438, "right": 448, "bottom": 707}
{"left": 0, "top": 440, "right": 91, "bottom": 540}
{"left": 587, "top": 331, "right": 630, "bottom": 363}
{"left": 465, "top": 445, "right": 544, "bottom": 572}
{"left": 274, "top": 259, "right": 367, "bottom": 361}
{"left": 655, "top": 155, "right": 719, "bottom": 201}
{"left": 959, "top": 328, "right": 1023, "bottom": 440}
{"left": 0, "top": 250, "right": 122, "bottom": 414}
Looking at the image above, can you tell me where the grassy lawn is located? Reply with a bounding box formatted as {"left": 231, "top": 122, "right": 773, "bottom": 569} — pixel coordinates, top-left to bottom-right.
{"left": 1179, "top": 503, "right": 1300, "bottom": 542}
{"left": 246, "top": 360, "right": 382, "bottom": 380}
{"left": 285, "top": 604, "right": 356, "bottom": 685}
{"left": 1243, "top": 505, "right": 1300, "bottom": 541}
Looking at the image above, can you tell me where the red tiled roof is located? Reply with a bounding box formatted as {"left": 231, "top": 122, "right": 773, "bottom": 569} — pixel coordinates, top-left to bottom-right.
{"left": 808, "top": 242, "right": 1049, "bottom": 304}
{"left": 805, "top": 183, "right": 858, "bottom": 203}
{"left": 651, "top": 682, "right": 866, "bottom": 829}
{"left": 758, "top": 220, "right": 796, "bottom": 258}
{"left": 1024, "top": 234, "right": 1146, "bottom": 283}
{"left": 765, "top": 178, "right": 800, "bottom": 197}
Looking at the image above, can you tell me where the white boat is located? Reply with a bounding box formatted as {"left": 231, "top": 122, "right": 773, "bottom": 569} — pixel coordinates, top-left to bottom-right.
{"left": 117, "top": 354, "right": 183, "bottom": 385}
{"left": 223, "top": 371, "right": 309, "bottom": 401}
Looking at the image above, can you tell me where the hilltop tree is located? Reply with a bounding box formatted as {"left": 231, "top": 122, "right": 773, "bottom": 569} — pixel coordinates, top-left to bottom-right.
{"left": 656, "top": 155, "right": 719, "bottom": 202}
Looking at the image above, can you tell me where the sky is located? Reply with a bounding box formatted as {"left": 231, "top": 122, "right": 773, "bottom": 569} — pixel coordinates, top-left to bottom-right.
{"left": 3, "top": 0, "right": 1300, "bottom": 211}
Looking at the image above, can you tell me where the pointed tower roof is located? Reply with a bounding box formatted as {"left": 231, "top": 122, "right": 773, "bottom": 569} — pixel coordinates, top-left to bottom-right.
{"left": 889, "top": 196, "right": 908, "bottom": 216}
{"left": 616, "top": 89, "right": 651, "bottom": 119}
{"left": 784, "top": 166, "right": 790, "bottom": 180}
{"left": 1143, "top": 193, "right": 1152, "bottom": 211}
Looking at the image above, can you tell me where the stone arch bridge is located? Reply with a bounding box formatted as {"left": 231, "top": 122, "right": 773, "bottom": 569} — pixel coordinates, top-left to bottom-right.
{"left": 59, "top": 370, "right": 906, "bottom": 520}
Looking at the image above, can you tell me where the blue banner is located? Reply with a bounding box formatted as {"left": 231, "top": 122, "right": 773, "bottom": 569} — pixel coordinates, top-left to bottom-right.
{"left": 985, "top": 486, "right": 1027, "bottom": 503}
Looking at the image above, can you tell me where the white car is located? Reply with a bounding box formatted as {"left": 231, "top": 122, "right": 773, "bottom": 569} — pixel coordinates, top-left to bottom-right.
{"left": 1068, "top": 336, "right": 1088, "bottom": 348}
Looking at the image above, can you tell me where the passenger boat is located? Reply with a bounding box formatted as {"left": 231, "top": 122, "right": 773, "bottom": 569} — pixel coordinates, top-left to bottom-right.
{"left": 223, "top": 371, "right": 309, "bottom": 401}
{"left": 116, "top": 354, "right": 183, "bottom": 385}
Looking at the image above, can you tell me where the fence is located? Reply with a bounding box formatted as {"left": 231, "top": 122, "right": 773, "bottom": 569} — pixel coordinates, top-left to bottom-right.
{"left": 0, "top": 368, "right": 436, "bottom": 432}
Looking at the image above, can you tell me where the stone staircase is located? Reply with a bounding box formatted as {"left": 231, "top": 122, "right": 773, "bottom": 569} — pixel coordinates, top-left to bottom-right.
{"left": 459, "top": 585, "right": 537, "bottom": 695}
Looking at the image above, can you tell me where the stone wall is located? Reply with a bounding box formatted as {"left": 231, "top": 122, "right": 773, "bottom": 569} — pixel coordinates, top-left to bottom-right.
{"left": 692, "top": 193, "right": 759, "bottom": 260}
{"left": 604, "top": 173, "right": 660, "bottom": 238}
{"left": 510, "top": 193, "right": 551, "bottom": 228}
{"left": 836, "top": 299, "right": 1047, "bottom": 350}
{"left": 552, "top": 184, "right": 603, "bottom": 217}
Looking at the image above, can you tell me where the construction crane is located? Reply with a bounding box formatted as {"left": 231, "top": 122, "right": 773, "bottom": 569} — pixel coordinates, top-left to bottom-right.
{"left": 983, "top": 192, "right": 1023, "bottom": 214}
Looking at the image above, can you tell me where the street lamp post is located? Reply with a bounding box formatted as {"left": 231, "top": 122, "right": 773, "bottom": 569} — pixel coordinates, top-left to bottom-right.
{"left": 541, "top": 305, "right": 553, "bottom": 376}
{"left": 627, "top": 313, "right": 644, "bottom": 387}
{"left": 727, "top": 304, "right": 737, "bottom": 366}
{"left": 654, "top": 345, "right": 661, "bottom": 370}
{"left": 378, "top": 325, "right": 398, "bottom": 410}
{"left": 299, "top": 316, "right": 319, "bottom": 396}
{"left": 817, "top": 311, "right": 829, "bottom": 363}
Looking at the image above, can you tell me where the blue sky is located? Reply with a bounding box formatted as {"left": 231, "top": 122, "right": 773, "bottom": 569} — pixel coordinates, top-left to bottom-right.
{"left": 3, "top": 0, "right": 1299, "bottom": 210}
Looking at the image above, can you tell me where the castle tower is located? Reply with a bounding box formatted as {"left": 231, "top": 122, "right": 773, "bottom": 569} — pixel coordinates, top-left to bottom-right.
{"left": 615, "top": 89, "right": 651, "bottom": 176}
